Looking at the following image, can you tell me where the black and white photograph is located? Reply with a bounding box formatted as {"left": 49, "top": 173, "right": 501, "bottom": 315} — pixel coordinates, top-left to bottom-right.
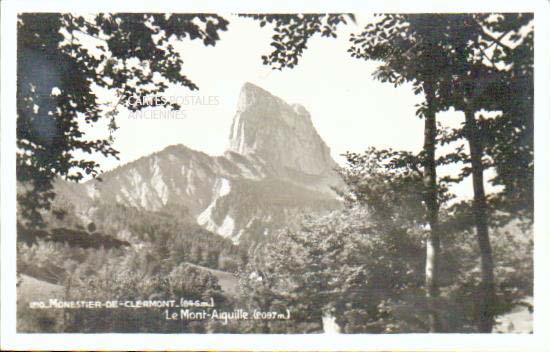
{"left": 1, "top": 1, "right": 549, "bottom": 350}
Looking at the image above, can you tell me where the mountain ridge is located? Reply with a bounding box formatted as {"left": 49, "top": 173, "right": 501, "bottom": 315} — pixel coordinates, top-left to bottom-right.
{"left": 51, "top": 82, "right": 343, "bottom": 244}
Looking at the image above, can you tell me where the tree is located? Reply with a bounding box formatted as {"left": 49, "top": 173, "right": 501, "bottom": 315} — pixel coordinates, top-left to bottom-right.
{"left": 17, "top": 13, "right": 229, "bottom": 227}
{"left": 240, "top": 150, "right": 429, "bottom": 333}
{"left": 246, "top": 13, "right": 449, "bottom": 331}
{"left": 248, "top": 14, "right": 447, "bottom": 331}
{"left": 64, "top": 251, "right": 227, "bottom": 333}
{"left": 347, "top": 14, "right": 459, "bottom": 332}
{"left": 483, "top": 15, "right": 533, "bottom": 220}
{"left": 419, "top": 14, "right": 534, "bottom": 332}
{"left": 349, "top": 14, "right": 533, "bottom": 332}
{"left": 437, "top": 14, "right": 534, "bottom": 221}
{"left": 340, "top": 148, "right": 449, "bottom": 331}
{"left": 250, "top": 13, "right": 533, "bottom": 332}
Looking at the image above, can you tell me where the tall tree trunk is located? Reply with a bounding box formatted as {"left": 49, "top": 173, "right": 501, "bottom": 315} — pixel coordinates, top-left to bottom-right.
{"left": 423, "top": 82, "right": 442, "bottom": 332}
{"left": 464, "top": 107, "right": 496, "bottom": 333}
{"left": 322, "top": 312, "right": 341, "bottom": 333}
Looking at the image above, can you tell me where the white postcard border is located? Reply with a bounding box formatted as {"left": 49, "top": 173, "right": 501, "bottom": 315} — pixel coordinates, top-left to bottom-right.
{"left": 2, "top": 0, "right": 549, "bottom": 350}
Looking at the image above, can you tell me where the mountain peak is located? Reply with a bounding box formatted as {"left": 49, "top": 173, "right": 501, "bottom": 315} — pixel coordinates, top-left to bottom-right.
{"left": 228, "top": 83, "right": 336, "bottom": 176}
{"left": 236, "top": 82, "right": 281, "bottom": 112}
{"left": 241, "top": 81, "right": 267, "bottom": 93}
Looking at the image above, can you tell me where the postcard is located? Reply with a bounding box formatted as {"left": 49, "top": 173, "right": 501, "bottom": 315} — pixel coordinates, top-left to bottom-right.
{"left": 1, "top": 0, "right": 549, "bottom": 350}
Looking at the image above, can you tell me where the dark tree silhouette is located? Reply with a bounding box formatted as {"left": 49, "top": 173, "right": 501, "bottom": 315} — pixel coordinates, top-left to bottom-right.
{"left": 350, "top": 14, "right": 533, "bottom": 332}
{"left": 240, "top": 14, "right": 353, "bottom": 70}
{"left": 431, "top": 13, "right": 533, "bottom": 332}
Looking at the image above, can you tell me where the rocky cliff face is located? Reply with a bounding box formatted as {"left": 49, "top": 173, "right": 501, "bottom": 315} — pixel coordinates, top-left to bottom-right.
{"left": 229, "top": 82, "right": 338, "bottom": 177}
{"left": 53, "top": 83, "right": 343, "bottom": 244}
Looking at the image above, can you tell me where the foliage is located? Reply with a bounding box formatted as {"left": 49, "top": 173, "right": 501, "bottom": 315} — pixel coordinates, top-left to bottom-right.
{"left": 240, "top": 14, "right": 353, "bottom": 70}
{"left": 237, "top": 146, "right": 534, "bottom": 333}
{"left": 436, "top": 219, "right": 533, "bottom": 332}
{"left": 17, "top": 222, "right": 130, "bottom": 249}
{"left": 61, "top": 246, "right": 228, "bottom": 333}
{"left": 353, "top": 14, "right": 533, "bottom": 221}
{"left": 90, "top": 202, "right": 245, "bottom": 271}
{"left": 340, "top": 148, "right": 434, "bottom": 228}
{"left": 238, "top": 147, "right": 432, "bottom": 333}
{"left": 239, "top": 208, "right": 426, "bottom": 333}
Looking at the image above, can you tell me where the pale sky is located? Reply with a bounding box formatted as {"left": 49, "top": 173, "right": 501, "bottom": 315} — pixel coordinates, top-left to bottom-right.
{"left": 80, "top": 14, "right": 487, "bottom": 200}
